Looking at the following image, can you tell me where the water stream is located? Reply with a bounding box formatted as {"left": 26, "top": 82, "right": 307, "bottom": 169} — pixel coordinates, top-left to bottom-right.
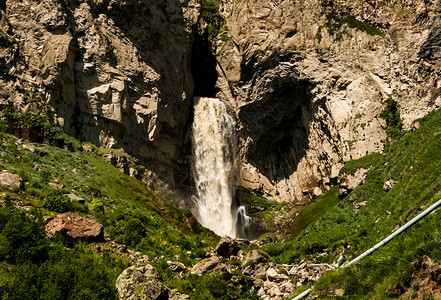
{"left": 191, "top": 97, "right": 239, "bottom": 237}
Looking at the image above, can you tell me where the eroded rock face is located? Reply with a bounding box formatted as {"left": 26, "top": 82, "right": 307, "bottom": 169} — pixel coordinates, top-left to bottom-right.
{"left": 2, "top": 0, "right": 441, "bottom": 208}
{"left": 0, "top": 0, "right": 199, "bottom": 180}
{"left": 45, "top": 212, "right": 103, "bottom": 242}
{"left": 215, "top": 0, "right": 441, "bottom": 201}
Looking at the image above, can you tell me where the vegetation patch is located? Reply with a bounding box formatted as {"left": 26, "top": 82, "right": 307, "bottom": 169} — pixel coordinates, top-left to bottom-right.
{"left": 285, "top": 185, "right": 340, "bottom": 239}
{"left": 325, "top": 14, "right": 385, "bottom": 38}
{"left": 201, "top": 0, "right": 223, "bottom": 45}
{"left": 339, "top": 152, "right": 384, "bottom": 175}
{"left": 267, "top": 107, "right": 441, "bottom": 297}
{"left": 380, "top": 98, "right": 403, "bottom": 139}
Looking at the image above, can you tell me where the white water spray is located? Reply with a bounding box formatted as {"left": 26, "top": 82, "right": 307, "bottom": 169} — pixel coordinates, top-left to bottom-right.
{"left": 191, "top": 97, "right": 238, "bottom": 237}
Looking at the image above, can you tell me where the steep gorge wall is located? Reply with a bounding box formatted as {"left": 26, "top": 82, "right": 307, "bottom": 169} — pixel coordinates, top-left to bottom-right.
{"left": 214, "top": 0, "right": 441, "bottom": 202}
{"left": 0, "top": 0, "right": 199, "bottom": 180}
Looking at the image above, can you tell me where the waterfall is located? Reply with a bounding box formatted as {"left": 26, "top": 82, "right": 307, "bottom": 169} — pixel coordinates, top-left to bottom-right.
{"left": 191, "top": 97, "right": 238, "bottom": 237}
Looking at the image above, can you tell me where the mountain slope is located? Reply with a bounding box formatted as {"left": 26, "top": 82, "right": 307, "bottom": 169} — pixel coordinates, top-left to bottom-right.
{"left": 0, "top": 107, "right": 225, "bottom": 299}
{"left": 264, "top": 107, "right": 441, "bottom": 298}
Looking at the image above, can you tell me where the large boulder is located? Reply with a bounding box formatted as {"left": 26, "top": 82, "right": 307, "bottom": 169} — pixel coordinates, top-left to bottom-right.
{"left": 191, "top": 256, "right": 231, "bottom": 280}
{"left": 215, "top": 236, "right": 248, "bottom": 258}
{"left": 45, "top": 212, "right": 103, "bottom": 242}
{"left": 338, "top": 168, "right": 369, "bottom": 198}
{"left": 0, "top": 171, "right": 23, "bottom": 189}
{"left": 242, "top": 250, "right": 272, "bottom": 278}
{"left": 183, "top": 214, "right": 200, "bottom": 234}
{"left": 116, "top": 265, "right": 188, "bottom": 300}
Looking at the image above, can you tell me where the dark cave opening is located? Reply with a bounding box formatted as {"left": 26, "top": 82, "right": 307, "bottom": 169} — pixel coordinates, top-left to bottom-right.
{"left": 239, "top": 80, "right": 313, "bottom": 181}
{"left": 190, "top": 30, "right": 218, "bottom": 97}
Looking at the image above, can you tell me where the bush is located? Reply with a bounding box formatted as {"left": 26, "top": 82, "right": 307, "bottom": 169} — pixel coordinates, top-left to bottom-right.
{"left": 0, "top": 206, "right": 48, "bottom": 264}
{"left": 0, "top": 206, "right": 126, "bottom": 300}
{"left": 380, "top": 98, "right": 403, "bottom": 139}
{"left": 122, "top": 218, "right": 146, "bottom": 247}
{"left": 88, "top": 199, "right": 104, "bottom": 214}
{"left": 42, "top": 189, "right": 72, "bottom": 212}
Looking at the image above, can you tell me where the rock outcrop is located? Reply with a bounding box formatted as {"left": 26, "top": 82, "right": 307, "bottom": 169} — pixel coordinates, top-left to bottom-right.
{"left": 116, "top": 264, "right": 189, "bottom": 300}
{"left": 0, "top": 0, "right": 199, "bottom": 182}
{"left": 0, "top": 171, "right": 22, "bottom": 189}
{"left": 215, "top": 0, "right": 441, "bottom": 201}
{"left": 191, "top": 256, "right": 232, "bottom": 280}
{"left": 338, "top": 167, "right": 369, "bottom": 197}
{"left": 215, "top": 236, "right": 248, "bottom": 258}
{"left": 2, "top": 0, "right": 441, "bottom": 208}
{"left": 45, "top": 212, "right": 103, "bottom": 242}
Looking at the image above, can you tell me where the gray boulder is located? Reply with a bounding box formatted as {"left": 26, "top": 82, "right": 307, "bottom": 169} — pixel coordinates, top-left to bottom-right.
{"left": 116, "top": 265, "right": 189, "bottom": 300}
{"left": 0, "top": 171, "right": 23, "bottom": 189}
{"left": 192, "top": 256, "right": 232, "bottom": 280}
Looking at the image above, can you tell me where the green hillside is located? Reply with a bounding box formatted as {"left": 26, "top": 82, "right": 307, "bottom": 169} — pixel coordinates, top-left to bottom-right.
{"left": 0, "top": 106, "right": 222, "bottom": 299}
{"left": 2, "top": 103, "right": 441, "bottom": 299}
{"left": 264, "top": 108, "right": 441, "bottom": 298}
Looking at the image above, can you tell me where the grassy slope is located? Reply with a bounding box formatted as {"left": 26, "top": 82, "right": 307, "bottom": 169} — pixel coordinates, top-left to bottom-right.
{"left": 0, "top": 109, "right": 224, "bottom": 299}
{"left": 264, "top": 108, "right": 441, "bottom": 298}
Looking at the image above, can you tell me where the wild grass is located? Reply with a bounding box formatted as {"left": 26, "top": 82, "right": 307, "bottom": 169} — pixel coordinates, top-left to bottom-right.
{"left": 0, "top": 107, "right": 221, "bottom": 299}
{"left": 286, "top": 185, "right": 340, "bottom": 239}
{"left": 270, "top": 107, "right": 441, "bottom": 297}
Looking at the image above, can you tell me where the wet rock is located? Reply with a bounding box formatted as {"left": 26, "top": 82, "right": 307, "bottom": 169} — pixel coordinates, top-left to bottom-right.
{"left": 45, "top": 212, "right": 103, "bottom": 242}
{"left": 0, "top": 171, "right": 23, "bottom": 190}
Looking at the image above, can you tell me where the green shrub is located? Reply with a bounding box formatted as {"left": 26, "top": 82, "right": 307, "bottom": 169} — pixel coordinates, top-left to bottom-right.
{"left": 123, "top": 218, "right": 146, "bottom": 247}
{"left": 380, "top": 98, "right": 403, "bottom": 139}
{"left": 0, "top": 206, "right": 48, "bottom": 264}
{"left": 23, "top": 90, "right": 43, "bottom": 103}
{"left": 201, "top": 0, "right": 224, "bottom": 51}
{"left": 88, "top": 199, "right": 104, "bottom": 214}
{"left": 40, "top": 169, "right": 51, "bottom": 183}
{"left": 42, "top": 189, "right": 72, "bottom": 213}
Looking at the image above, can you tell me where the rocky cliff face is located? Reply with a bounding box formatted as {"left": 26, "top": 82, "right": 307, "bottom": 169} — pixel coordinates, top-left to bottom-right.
{"left": 215, "top": 0, "right": 441, "bottom": 202}
{"left": 1, "top": 0, "right": 441, "bottom": 204}
{"left": 0, "top": 0, "right": 199, "bottom": 179}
